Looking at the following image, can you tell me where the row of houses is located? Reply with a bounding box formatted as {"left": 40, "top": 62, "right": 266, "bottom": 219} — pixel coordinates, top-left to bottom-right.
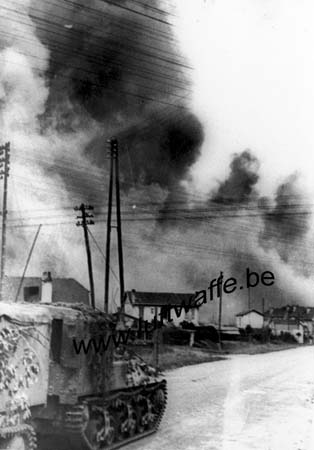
{"left": 3, "top": 274, "right": 201, "bottom": 325}
{"left": 236, "top": 307, "right": 314, "bottom": 343}
{"left": 4, "top": 272, "right": 314, "bottom": 343}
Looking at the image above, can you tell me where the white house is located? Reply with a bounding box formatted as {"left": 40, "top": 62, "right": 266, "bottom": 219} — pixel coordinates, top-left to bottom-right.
{"left": 264, "top": 305, "right": 314, "bottom": 344}
{"left": 236, "top": 309, "right": 264, "bottom": 329}
{"left": 124, "top": 290, "right": 200, "bottom": 326}
{"left": 269, "top": 319, "right": 305, "bottom": 344}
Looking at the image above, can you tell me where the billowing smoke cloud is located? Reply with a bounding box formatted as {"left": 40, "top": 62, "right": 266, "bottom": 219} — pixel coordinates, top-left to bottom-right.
{"left": 212, "top": 150, "right": 259, "bottom": 204}
{"left": 27, "top": 0, "right": 204, "bottom": 206}
{"left": 260, "top": 173, "right": 309, "bottom": 245}
{"left": 259, "top": 173, "right": 311, "bottom": 271}
{"left": 1, "top": 1, "right": 313, "bottom": 323}
{"left": 0, "top": 0, "right": 205, "bottom": 307}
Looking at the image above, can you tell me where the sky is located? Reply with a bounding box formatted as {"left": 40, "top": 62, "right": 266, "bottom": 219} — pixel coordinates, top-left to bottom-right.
{"left": 175, "top": 0, "right": 314, "bottom": 199}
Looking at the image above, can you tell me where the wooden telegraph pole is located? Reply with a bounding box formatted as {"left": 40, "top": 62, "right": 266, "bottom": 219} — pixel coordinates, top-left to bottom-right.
{"left": 75, "top": 203, "right": 95, "bottom": 308}
{"left": 104, "top": 140, "right": 114, "bottom": 313}
{"left": 0, "top": 142, "right": 10, "bottom": 302}
{"left": 104, "top": 138, "right": 125, "bottom": 313}
{"left": 218, "top": 271, "right": 223, "bottom": 351}
{"left": 14, "top": 224, "right": 42, "bottom": 302}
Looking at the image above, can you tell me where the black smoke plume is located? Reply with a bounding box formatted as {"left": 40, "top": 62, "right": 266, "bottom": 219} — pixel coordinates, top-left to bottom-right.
{"left": 212, "top": 150, "right": 259, "bottom": 204}
{"left": 259, "top": 173, "right": 311, "bottom": 265}
{"left": 27, "top": 0, "right": 204, "bottom": 208}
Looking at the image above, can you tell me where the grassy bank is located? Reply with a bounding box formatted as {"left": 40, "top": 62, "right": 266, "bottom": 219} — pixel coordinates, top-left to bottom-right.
{"left": 220, "top": 340, "right": 300, "bottom": 355}
{"left": 129, "top": 344, "right": 225, "bottom": 371}
{"left": 129, "top": 340, "right": 301, "bottom": 371}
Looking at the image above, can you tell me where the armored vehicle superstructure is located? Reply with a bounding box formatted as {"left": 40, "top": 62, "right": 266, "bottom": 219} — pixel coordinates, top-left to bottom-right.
{"left": 0, "top": 301, "right": 167, "bottom": 450}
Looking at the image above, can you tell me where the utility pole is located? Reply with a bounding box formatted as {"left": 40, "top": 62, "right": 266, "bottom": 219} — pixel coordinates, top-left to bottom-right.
{"left": 217, "top": 271, "right": 223, "bottom": 351}
{"left": 0, "top": 142, "right": 10, "bottom": 302}
{"left": 115, "top": 139, "right": 125, "bottom": 311}
{"left": 75, "top": 203, "right": 95, "bottom": 308}
{"left": 105, "top": 139, "right": 114, "bottom": 313}
{"left": 153, "top": 306, "right": 159, "bottom": 368}
{"left": 15, "top": 224, "right": 42, "bottom": 302}
{"left": 104, "top": 138, "right": 125, "bottom": 313}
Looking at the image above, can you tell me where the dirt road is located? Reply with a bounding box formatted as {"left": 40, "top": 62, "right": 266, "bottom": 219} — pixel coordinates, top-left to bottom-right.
{"left": 127, "top": 346, "right": 314, "bottom": 450}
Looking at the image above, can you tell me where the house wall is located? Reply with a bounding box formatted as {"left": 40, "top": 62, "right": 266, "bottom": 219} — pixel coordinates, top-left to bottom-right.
{"left": 3, "top": 279, "right": 41, "bottom": 303}
{"left": 302, "top": 320, "right": 314, "bottom": 336}
{"left": 184, "top": 308, "right": 199, "bottom": 326}
{"left": 143, "top": 306, "right": 199, "bottom": 326}
{"left": 124, "top": 300, "right": 140, "bottom": 319}
{"left": 3, "top": 278, "right": 89, "bottom": 304}
{"left": 124, "top": 300, "right": 199, "bottom": 326}
{"left": 271, "top": 322, "right": 304, "bottom": 344}
{"left": 236, "top": 312, "right": 264, "bottom": 329}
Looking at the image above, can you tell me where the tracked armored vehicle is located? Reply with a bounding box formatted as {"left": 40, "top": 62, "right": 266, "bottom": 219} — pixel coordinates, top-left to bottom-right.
{"left": 0, "top": 301, "right": 167, "bottom": 450}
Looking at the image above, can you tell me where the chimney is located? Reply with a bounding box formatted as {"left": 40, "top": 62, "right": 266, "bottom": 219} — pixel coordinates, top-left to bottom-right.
{"left": 41, "top": 271, "right": 52, "bottom": 303}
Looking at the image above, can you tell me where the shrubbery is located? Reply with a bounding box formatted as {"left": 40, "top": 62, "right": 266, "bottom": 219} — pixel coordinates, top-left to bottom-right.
{"left": 162, "top": 327, "right": 191, "bottom": 345}
{"left": 195, "top": 326, "right": 219, "bottom": 343}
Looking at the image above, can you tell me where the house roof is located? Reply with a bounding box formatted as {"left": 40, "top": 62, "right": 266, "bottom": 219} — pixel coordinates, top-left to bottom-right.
{"left": 271, "top": 318, "right": 301, "bottom": 325}
{"left": 3, "top": 276, "right": 89, "bottom": 303}
{"left": 125, "top": 291, "right": 200, "bottom": 307}
{"left": 236, "top": 309, "right": 264, "bottom": 317}
{"left": 264, "top": 305, "right": 314, "bottom": 321}
{"left": 5, "top": 276, "right": 88, "bottom": 290}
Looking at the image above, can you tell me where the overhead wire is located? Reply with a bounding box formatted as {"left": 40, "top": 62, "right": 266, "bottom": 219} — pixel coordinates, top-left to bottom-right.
{"left": 1, "top": 4, "right": 191, "bottom": 108}
{"left": 93, "top": 0, "right": 174, "bottom": 28}
{"left": 27, "top": 0, "right": 182, "bottom": 60}
{"left": 87, "top": 227, "right": 120, "bottom": 283}
{"left": 0, "top": 28, "right": 190, "bottom": 94}
{"left": 4, "top": 3, "right": 189, "bottom": 73}
{"left": 54, "top": 0, "right": 179, "bottom": 45}
{"left": 1, "top": 55, "right": 187, "bottom": 110}
{"left": 124, "top": 0, "right": 177, "bottom": 18}
{"left": 3, "top": 2, "right": 314, "bottom": 272}
{"left": 4, "top": 2, "right": 189, "bottom": 77}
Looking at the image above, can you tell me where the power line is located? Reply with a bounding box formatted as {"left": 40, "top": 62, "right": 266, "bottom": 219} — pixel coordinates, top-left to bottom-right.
{"left": 0, "top": 27, "right": 189, "bottom": 95}
{"left": 94, "top": 0, "right": 174, "bottom": 28}
{"left": 51, "top": 0, "right": 178, "bottom": 42}
{"left": 1, "top": 55, "right": 187, "bottom": 110}
{"left": 87, "top": 226, "right": 120, "bottom": 284}
{"left": 2, "top": 4, "right": 190, "bottom": 81}
{"left": 4, "top": 3, "right": 190, "bottom": 72}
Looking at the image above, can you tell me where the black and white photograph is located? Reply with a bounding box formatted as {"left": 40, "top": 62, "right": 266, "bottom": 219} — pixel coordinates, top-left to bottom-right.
{"left": 0, "top": 1, "right": 314, "bottom": 449}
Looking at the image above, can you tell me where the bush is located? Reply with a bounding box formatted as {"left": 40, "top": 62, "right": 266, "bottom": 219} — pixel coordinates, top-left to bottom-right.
{"left": 162, "top": 327, "right": 191, "bottom": 345}
{"left": 239, "top": 328, "right": 246, "bottom": 338}
{"left": 195, "top": 326, "right": 219, "bottom": 343}
{"left": 245, "top": 325, "right": 253, "bottom": 335}
{"left": 180, "top": 321, "right": 196, "bottom": 330}
{"left": 275, "top": 331, "right": 298, "bottom": 343}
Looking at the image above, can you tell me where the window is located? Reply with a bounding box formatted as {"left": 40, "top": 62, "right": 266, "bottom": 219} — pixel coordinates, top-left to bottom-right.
{"left": 151, "top": 308, "right": 154, "bottom": 314}
{"left": 24, "top": 286, "right": 40, "bottom": 302}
